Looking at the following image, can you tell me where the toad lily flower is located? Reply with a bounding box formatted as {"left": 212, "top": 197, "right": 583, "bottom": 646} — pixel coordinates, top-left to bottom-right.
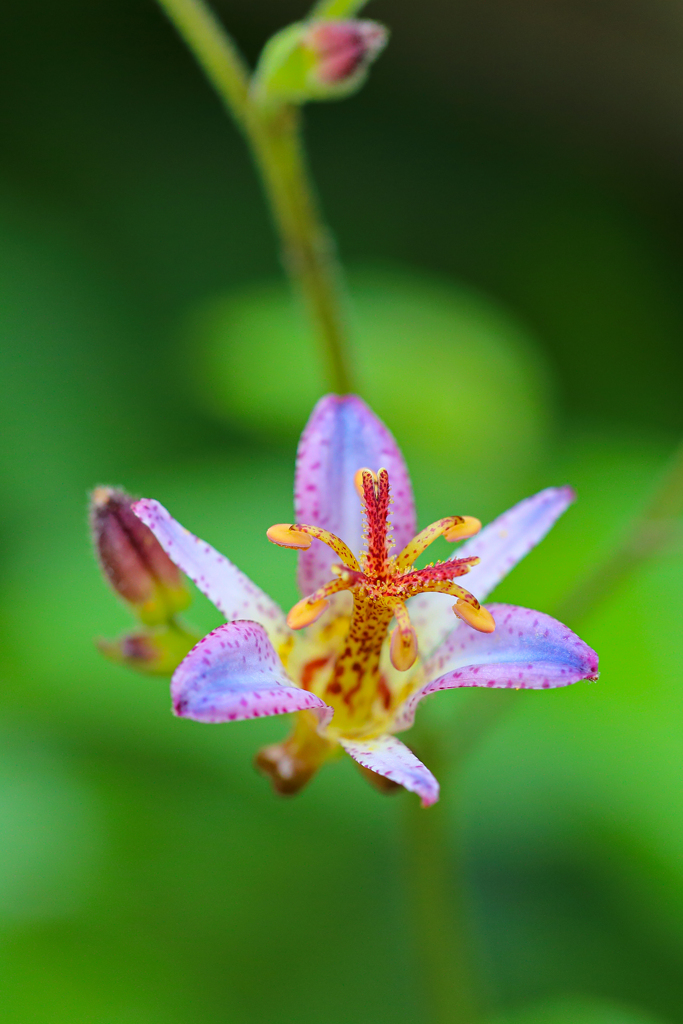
{"left": 132, "top": 395, "right": 598, "bottom": 806}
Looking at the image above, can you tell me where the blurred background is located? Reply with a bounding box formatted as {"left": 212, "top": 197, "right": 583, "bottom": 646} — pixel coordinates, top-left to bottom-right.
{"left": 2, "top": 0, "right": 683, "bottom": 1021}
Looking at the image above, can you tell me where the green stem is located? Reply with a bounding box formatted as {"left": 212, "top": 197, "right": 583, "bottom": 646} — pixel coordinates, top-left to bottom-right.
{"left": 154, "top": 0, "right": 354, "bottom": 394}
{"left": 403, "top": 721, "right": 483, "bottom": 1024}
{"left": 311, "top": 0, "right": 371, "bottom": 17}
{"left": 402, "top": 437, "right": 683, "bottom": 1020}
{"left": 247, "top": 105, "right": 353, "bottom": 394}
{"left": 154, "top": 0, "right": 250, "bottom": 125}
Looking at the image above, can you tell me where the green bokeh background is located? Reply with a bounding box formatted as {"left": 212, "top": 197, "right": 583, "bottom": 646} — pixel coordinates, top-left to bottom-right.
{"left": 3, "top": 1, "right": 683, "bottom": 1022}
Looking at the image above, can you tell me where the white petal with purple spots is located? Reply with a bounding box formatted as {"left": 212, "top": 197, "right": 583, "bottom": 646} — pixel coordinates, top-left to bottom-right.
{"left": 393, "top": 603, "right": 599, "bottom": 732}
{"left": 172, "top": 621, "right": 334, "bottom": 726}
{"left": 410, "top": 486, "right": 575, "bottom": 658}
{"left": 133, "top": 499, "right": 289, "bottom": 646}
{"left": 294, "top": 394, "right": 416, "bottom": 594}
{"left": 341, "top": 734, "right": 440, "bottom": 807}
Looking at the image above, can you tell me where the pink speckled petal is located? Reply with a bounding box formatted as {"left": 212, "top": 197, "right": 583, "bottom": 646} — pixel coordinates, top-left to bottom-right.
{"left": 341, "top": 734, "right": 440, "bottom": 807}
{"left": 410, "top": 486, "right": 575, "bottom": 657}
{"left": 294, "top": 395, "right": 416, "bottom": 594}
{"left": 133, "top": 499, "right": 290, "bottom": 646}
{"left": 393, "top": 603, "right": 598, "bottom": 732}
{"left": 172, "top": 621, "right": 334, "bottom": 726}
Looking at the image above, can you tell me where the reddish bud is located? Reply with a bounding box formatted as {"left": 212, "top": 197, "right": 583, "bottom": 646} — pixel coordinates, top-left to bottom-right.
{"left": 90, "top": 486, "right": 189, "bottom": 624}
{"left": 305, "top": 20, "right": 387, "bottom": 86}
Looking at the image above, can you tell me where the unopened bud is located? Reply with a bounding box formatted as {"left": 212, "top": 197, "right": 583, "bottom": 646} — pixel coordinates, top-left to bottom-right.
{"left": 97, "top": 623, "right": 199, "bottom": 677}
{"left": 305, "top": 20, "right": 387, "bottom": 86}
{"left": 90, "top": 487, "right": 189, "bottom": 625}
{"left": 253, "top": 19, "right": 388, "bottom": 106}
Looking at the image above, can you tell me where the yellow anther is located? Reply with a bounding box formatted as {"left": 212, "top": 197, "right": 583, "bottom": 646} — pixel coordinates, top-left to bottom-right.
{"left": 390, "top": 625, "right": 418, "bottom": 672}
{"left": 354, "top": 467, "right": 377, "bottom": 499}
{"left": 267, "top": 524, "right": 312, "bottom": 549}
{"left": 453, "top": 599, "right": 495, "bottom": 633}
{"left": 443, "top": 516, "right": 482, "bottom": 542}
{"left": 390, "top": 601, "right": 418, "bottom": 671}
{"left": 287, "top": 596, "right": 330, "bottom": 629}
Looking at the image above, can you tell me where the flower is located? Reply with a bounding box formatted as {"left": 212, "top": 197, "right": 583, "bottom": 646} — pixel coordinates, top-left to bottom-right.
{"left": 132, "top": 395, "right": 598, "bottom": 806}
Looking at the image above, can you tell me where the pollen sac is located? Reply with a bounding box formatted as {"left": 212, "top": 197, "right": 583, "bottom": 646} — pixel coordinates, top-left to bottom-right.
{"left": 266, "top": 524, "right": 312, "bottom": 549}
{"left": 443, "top": 516, "right": 482, "bottom": 542}
{"left": 390, "top": 625, "right": 418, "bottom": 672}
{"left": 287, "top": 596, "right": 329, "bottom": 629}
{"left": 252, "top": 18, "right": 388, "bottom": 106}
{"left": 453, "top": 599, "right": 496, "bottom": 633}
{"left": 90, "top": 487, "right": 189, "bottom": 625}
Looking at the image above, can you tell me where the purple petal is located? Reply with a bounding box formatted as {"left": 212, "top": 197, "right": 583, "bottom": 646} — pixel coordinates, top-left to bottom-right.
{"left": 341, "top": 735, "right": 440, "bottom": 807}
{"left": 172, "top": 620, "right": 334, "bottom": 726}
{"left": 410, "top": 486, "right": 574, "bottom": 657}
{"left": 133, "top": 499, "right": 289, "bottom": 645}
{"left": 294, "top": 395, "right": 416, "bottom": 594}
{"left": 393, "top": 603, "right": 598, "bottom": 731}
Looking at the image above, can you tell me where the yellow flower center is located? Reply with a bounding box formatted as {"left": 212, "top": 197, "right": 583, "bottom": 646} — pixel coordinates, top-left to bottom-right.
{"left": 268, "top": 467, "right": 494, "bottom": 736}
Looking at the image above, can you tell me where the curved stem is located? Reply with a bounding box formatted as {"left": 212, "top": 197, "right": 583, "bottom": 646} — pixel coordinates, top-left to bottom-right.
{"left": 154, "top": 0, "right": 354, "bottom": 394}
{"left": 247, "top": 105, "right": 354, "bottom": 394}
{"left": 155, "top": 0, "right": 250, "bottom": 125}
{"left": 402, "top": 720, "right": 485, "bottom": 1024}
{"left": 312, "top": 0, "right": 371, "bottom": 17}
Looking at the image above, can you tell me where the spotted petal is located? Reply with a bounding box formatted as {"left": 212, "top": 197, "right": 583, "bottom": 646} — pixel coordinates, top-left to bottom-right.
{"left": 393, "top": 603, "right": 598, "bottom": 732}
{"left": 172, "top": 621, "right": 334, "bottom": 726}
{"left": 294, "top": 394, "right": 416, "bottom": 594}
{"left": 133, "top": 499, "right": 290, "bottom": 646}
{"left": 341, "top": 735, "right": 440, "bottom": 807}
{"left": 410, "top": 486, "right": 575, "bottom": 658}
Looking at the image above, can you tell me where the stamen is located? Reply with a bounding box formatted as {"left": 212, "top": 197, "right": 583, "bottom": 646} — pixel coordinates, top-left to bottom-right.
{"left": 390, "top": 602, "right": 418, "bottom": 671}
{"left": 453, "top": 599, "right": 495, "bottom": 633}
{"left": 267, "top": 524, "right": 312, "bottom": 549}
{"left": 409, "top": 579, "right": 495, "bottom": 632}
{"left": 286, "top": 577, "right": 349, "bottom": 630}
{"left": 287, "top": 597, "right": 331, "bottom": 629}
{"left": 443, "top": 516, "right": 482, "bottom": 542}
{"left": 394, "top": 517, "right": 480, "bottom": 571}
{"left": 267, "top": 522, "right": 360, "bottom": 570}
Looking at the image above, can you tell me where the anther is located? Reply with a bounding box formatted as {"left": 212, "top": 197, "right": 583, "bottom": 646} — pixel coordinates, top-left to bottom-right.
{"left": 287, "top": 596, "right": 330, "bottom": 629}
{"left": 267, "top": 524, "right": 312, "bottom": 549}
{"left": 453, "top": 599, "right": 495, "bottom": 633}
{"left": 443, "top": 516, "right": 482, "bottom": 542}
{"left": 390, "top": 602, "right": 418, "bottom": 671}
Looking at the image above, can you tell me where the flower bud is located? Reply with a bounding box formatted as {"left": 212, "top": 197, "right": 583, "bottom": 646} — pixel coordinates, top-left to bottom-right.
{"left": 90, "top": 487, "right": 189, "bottom": 625}
{"left": 252, "top": 19, "right": 388, "bottom": 106}
{"left": 97, "top": 623, "right": 199, "bottom": 677}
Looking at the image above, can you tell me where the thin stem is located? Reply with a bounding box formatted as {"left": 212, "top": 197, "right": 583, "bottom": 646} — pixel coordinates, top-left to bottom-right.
{"left": 403, "top": 720, "right": 485, "bottom": 1024}
{"left": 247, "top": 106, "right": 354, "bottom": 393}
{"left": 155, "top": 0, "right": 354, "bottom": 394}
{"left": 312, "top": 0, "right": 371, "bottom": 17}
{"left": 155, "top": 0, "right": 250, "bottom": 126}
